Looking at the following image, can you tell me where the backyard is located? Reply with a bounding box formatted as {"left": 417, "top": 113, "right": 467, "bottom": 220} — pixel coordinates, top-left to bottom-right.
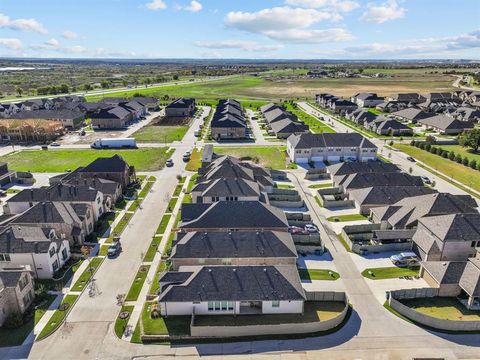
{"left": 0, "top": 148, "right": 172, "bottom": 172}
{"left": 400, "top": 297, "right": 480, "bottom": 321}
{"left": 213, "top": 146, "right": 287, "bottom": 169}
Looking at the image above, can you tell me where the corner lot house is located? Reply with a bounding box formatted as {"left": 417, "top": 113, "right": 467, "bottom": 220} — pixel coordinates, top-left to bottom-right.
{"left": 0, "top": 266, "right": 34, "bottom": 326}
{"left": 165, "top": 98, "right": 195, "bottom": 117}
{"left": 0, "top": 226, "right": 71, "bottom": 279}
{"left": 210, "top": 99, "right": 247, "bottom": 140}
{"left": 158, "top": 265, "right": 305, "bottom": 316}
{"left": 417, "top": 115, "right": 474, "bottom": 135}
{"left": 91, "top": 106, "right": 131, "bottom": 129}
{"left": 351, "top": 93, "right": 384, "bottom": 107}
{"left": 287, "top": 133, "right": 377, "bottom": 163}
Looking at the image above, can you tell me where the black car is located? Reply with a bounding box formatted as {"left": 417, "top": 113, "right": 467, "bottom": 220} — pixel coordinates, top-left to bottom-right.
{"left": 406, "top": 156, "right": 416, "bottom": 162}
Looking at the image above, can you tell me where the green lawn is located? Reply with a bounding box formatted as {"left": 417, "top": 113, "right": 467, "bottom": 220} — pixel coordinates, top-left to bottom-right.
{"left": 400, "top": 297, "right": 480, "bottom": 321}
{"left": 0, "top": 148, "right": 171, "bottom": 172}
{"left": 185, "top": 148, "right": 202, "bottom": 171}
{"left": 125, "top": 265, "right": 150, "bottom": 302}
{"left": 298, "top": 269, "right": 340, "bottom": 281}
{"left": 156, "top": 214, "right": 171, "bottom": 234}
{"left": 173, "top": 184, "right": 183, "bottom": 197}
{"left": 327, "top": 214, "right": 368, "bottom": 222}
{"left": 213, "top": 146, "right": 287, "bottom": 170}
{"left": 139, "top": 302, "right": 190, "bottom": 336}
{"left": 285, "top": 104, "right": 336, "bottom": 134}
{"left": 107, "top": 212, "right": 133, "bottom": 241}
{"left": 70, "top": 257, "right": 103, "bottom": 292}
{"left": 99, "top": 244, "right": 109, "bottom": 256}
{"left": 137, "top": 179, "right": 155, "bottom": 199}
{"left": 149, "top": 261, "right": 167, "bottom": 296}
{"left": 36, "top": 294, "right": 79, "bottom": 341}
{"left": 143, "top": 236, "right": 162, "bottom": 262}
{"left": 276, "top": 183, "right": 295, "bottom": 189}
{"left": 114, "top": 305, "right": 134, "bottom": 339}
{"left": 167, "top": 197, "right": 178, "bottom": 212}
{"left": 362, "top": 266, "right": 419, "bottom": 280}
{"left": 308, "top": 183, "right": 333, "bottom": 189}
{"left": 393, "top": 144, "right": 480, "bottom": 194}
{"left": 436, "top": 145, "right": 480, "bottom": 163}
{"left": 131, "top": 125, "right": 188, "bottom": 143}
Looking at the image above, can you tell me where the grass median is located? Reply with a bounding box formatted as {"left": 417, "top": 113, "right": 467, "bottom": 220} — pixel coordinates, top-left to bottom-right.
{"left": 125, "top": 265, "right": 151, "bottom": 302}
{"left": 114, "top": 305, "right": 135, "bottom": 339}
{"left": 36, "top": 294, "right": 79, "bottom": 341}
{"left": 70, "top": 257, "right": 103, "bottom": 292}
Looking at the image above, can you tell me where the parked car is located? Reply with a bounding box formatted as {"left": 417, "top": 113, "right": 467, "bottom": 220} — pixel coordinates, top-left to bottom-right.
{"left": 421, "top": 176, "right": 431, "bottom": 185}
{"left": 166, "top": 159, "right": 174, "bottom": 167}
{"left": 289, "top": 226, "right": 309, "bottom": 235}
{"left": 304, "top": 224, "right": 319, "bottom": 233}
{"left": 107, "top": 241, "right": 122, "bottom": 258}
{"left": 50, "top": 142, "right": 60, "bottom": 147}
{"left": 390, "top": 252, "right": 419, "bottom": 267}
{"left": 406, "top": 156, "right": 416, "bottom": 162}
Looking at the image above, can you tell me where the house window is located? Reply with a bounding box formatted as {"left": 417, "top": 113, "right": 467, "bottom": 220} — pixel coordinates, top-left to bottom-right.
{"left": 62, "top": 248, "right": 68, "bottom": 261}
{"left": 19, "top": 275, "right": 29, "bottom": 291}
{"left": 214, "top": 301, "right": 221, "bottom": 311}
{"left": 49, "top": 247, "right": 56, "bottom": 257}
{"left": 227, "top": 302, "right": 234, "bottom": 310}
{"left": 97, "top": 198, "right": 101, "bottom": 204}
{"left": 52, "top": 260, "right": 59, "bottom": 272}
{"left": 0, "top": 253, "right": 11, "bottom": 262}
{"left": 272, "top": 300, "right": 280, "bottom": 307}
{"left": 23, "top": 292, "right": 32, "bottom": 308}
{"left": 208, "top": 301, "right": 214, "bottom": 311}
{"left": 221, "top": 301, "right": 228, "bottom": 310}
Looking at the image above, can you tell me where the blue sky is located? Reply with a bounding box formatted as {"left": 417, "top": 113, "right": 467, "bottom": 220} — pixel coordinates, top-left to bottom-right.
{"left": 0, "top": 0, "right": 479, "bottom": 59}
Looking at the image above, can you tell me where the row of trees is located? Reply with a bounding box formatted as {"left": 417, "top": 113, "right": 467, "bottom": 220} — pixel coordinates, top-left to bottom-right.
{"left": 410, "top": 140, "right": 479, "bottom": 171}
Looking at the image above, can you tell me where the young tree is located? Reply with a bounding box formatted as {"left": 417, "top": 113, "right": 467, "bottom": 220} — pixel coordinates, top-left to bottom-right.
{"left": 15, "top": 86, "right": 23, "bottom": 96}
{"left": 459, "top": 128, "right": 480, "bottom": 153}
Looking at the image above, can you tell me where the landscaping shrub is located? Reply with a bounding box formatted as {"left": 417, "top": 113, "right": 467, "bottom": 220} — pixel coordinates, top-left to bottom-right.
{"left": 448, "top": 151, "right": 456, "bottom": 161}
{"left": 435, "top": 147, "right": 443, "bottom": 156}
{"left": 429, "top": 146, "right": 437, "bottom": 154}
{"left": 441, "top": 151, "right": 448, "bottom": 158}
{"left": 470, "top": 159, "right": 477, "bottom": 170}
{"left": 410, "top": 140, "right": 415, "bottom": 146}
{"left": 462, "top": 157, "right": 470, "bottom": 166}
{"left": 455, "top": 154, "right": 463, "bottom": 163}
{"left": 425, "top": 143, "right": 431, "bottom": 152}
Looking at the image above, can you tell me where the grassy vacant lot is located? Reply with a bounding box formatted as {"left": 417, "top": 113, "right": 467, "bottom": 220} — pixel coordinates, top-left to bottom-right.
{"left": 327, "top": 214, "right": 368, "bottom": 222}
{"left": 185, "top": 148, "right": 202, "bottom": 171}
{"left": 298, "top": 269, "right": 340, "bottom": 281}
{"left": 400, "top": 297, "right": 480, "bottom": 321}
{"left": 362, "top": 266, "right": 419, "bottom": 280}
{"left": 194, "top": 301, "right": 345, "bottom": 327}
{"left": 36, "top": 294, "right": 79, "bottom": 341}
{"left": 125, "top": 265, "right": 150, "bottom": 302}
{"left": 132, "top": 125, "right": 188, "bottom": 143}
{"left": 393, "top": 144, "right": 480, "bottom": 193}
{"left": 213, "top": 146, "right": 287, "bottom": 169}
{"left": 0, "top": 148, "right": 171, "bottom": 172}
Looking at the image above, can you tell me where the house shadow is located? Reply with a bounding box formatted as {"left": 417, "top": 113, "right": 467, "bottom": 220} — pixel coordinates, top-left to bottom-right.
{"left": 172, "top": 308, "right": 362, "bottom": 356}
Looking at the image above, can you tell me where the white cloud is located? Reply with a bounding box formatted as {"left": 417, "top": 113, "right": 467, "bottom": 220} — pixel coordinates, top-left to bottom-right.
{"left": 62, "top": 30, "right": 78, "bottom": 39}
{"left": 31, "top": 39, "right": 87, "bottom": 54}
{"left": 225, "top": 6, "right": 351, "bottom": 44}
{"left": 146, "top": 0, "right": 167, "bottom": 10}
{"left": 360, "top": 0, "right": 406, "bottom": 24}
{"left": 285, "top": 0, "right": 359, "bottom": 12}
{"left": 0, "top": 13, "right": 47, "bottom": 34}
{"left": 178, "top": 1, "right": 202, "bottom": 12}
{"left": 194, "top": 40, "right": 283, "bottom": 52}
{"left": 0, "top": 38, "right": 23, "bottom": 50}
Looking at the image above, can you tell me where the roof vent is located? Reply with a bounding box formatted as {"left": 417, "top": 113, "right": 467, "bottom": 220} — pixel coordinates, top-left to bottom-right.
{"left": 233, "top": 268, "right": 236, "bottom": 272}
{"left": 263, "top": 268, "right": 267, "bottom": 272}
{"left": 208, "top": 268, "right": 212, "bottom": 272}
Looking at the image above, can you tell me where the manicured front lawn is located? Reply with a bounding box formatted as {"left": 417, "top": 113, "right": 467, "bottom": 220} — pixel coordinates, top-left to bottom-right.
{"left": 139, "top": 302, "right": 191, "bottom": 336}
{"left": 149, "top": 261, "right": 167, "bottom": 296}
{"left": 400, "top": 297, "right": 480, "bottom": 321}
{"left": 125, "top": 265, "right": 150, "bottom": 302}
{"left": 308, "top": 183, "right": 333, "bottom": 189}
{"left": 213, "top": 146, "right": 287, "bottom": 170}
{"left": 327, "top": 214, "right": 368, "bottom": 222}
{"left": 143, "top": 236, "right": 162, "bottom": 262}
{"left": 36, "top": 294, "right": 79, "bottom": 341}
{"left": 114, "top": 305, "right": 134, "bottom": 339}
{"left": 70, "top": 257, "right": 103, "bottom": 292}
{"left": 393, "top": 144, "right": 480, "bottom": 193}
{"left": 436, "top": 145, "right": 480, "bottom": 163}
{"left": 131, "top": 125, "right": 188, "bottom": 143}
{"left": 156, "top": 214, "right": 171, "bottom": 234}
{"left": 362, "top": 266, "right": 419, "bottom": 280}
{"left": 298, "top": 269, "right": 340, "bottom": 281}
{"left": 276, "top": 183, "right": 295, "bottom": 189}
{"left": 0, "top": 148, "right": 171, "bottom": 172}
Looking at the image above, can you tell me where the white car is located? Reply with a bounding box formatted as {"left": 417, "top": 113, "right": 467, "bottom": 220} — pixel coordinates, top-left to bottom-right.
{"left": 304, "top": 224, "right": 319, "bottom": 233}
{"left": 421, "top": 176, "right": 431, "bottom": 184}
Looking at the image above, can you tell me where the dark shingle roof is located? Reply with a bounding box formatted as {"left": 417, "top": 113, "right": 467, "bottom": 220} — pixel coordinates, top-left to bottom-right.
{"left": 166, "top": 98, "right": 195, "bottom": 109}
{"left": 8, "top": 184, "right": 99, "bottom": 203}
{"left": 0, "top": 226, "right": 53, "bottom": 254}
{"left": 459, "top": 258, "right": 480, "bottom": 297}
{"left": 288, "top": 133, "right": 376, "bottom": 150}
{"left": 327, "top": 161, "right": 400, "bottom": 177}
{"left": 81, "top": 154, "right": 129, "bottom": 173}
{"left": 422, "top": 261, "right": 467, "bottom": 285}
{"left": 171, "top": 231, "right": 297, "bottom": 259}
{"left": 159, "top": 265, "right": 305, "bottom": 302}
{"left": 349, "top": 186, "right": 436, "bottom": 206}
{"left": 335, "top": 172, "right": 423, "bottom": 190}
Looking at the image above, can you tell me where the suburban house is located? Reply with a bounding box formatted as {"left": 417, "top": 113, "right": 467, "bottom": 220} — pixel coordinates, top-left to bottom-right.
{"left": 326, "top": 161, "right": 400, "bottom": 177}
{"left": 391, "top": 108, "right": 434, "bottom": 124}
{"left": 451, "top": 107, "right": 480, "bottom": 122}
{"left": 0, "top": 226, "right": 71, "bottom": 279}
{"left": 4, "top": 183, "right": 105, "bottom": 221}
{"left": 0, "top": 266, "right": 35, "bottom": 327}
{"left": 375, "top": 101, "right": 408, "bottom": 113}
{"left": 388, "top": 93, "right": 426, "bottom": 104}
{"left": 158, "top": 265, "right": 305, "bottom": 316}
{"left": 420, "top": 257, "right": 480, "bottom": 309}
{"left": 0, "top": 119, "right": 64, "bottom": 143}
{"left": 365, "top": 118, "right": 414, "bottom": 136}
{"left": 411, "top": 213, "right": 480, "bottom": 261}
{"left": 8, "top": 109, "right": 85, "bottom": 129}
{"left": 210, "top": 99, "right": 247, "bottom": 140}
{"left": 120, "top": 100, "right": 146, "bottom": 120}
{"left": 417, "top": 115, "right": 474, "bottom": 135}
{"left": 79, "top": 154, "right": 135, "bottom": 191}
{"left": 351, "top": 93, "right": 385, "bottom": 107}
{"left": 347, "top": 109, "right": 378, "bottom": 125}
{"left": 90, "top": 106, "right": 132, "bottom": 129}
{"left": 165, "top": 98, "right": 195, "bottom": 117}
{"left": 179, "top": 201, "right": 289, "bottom": 232}
{"left": 191, "top": 178, "right": 265, "bottom": 204}
{"left": 333, "top": 172, "right": 423, "bottom": 192}
{"left": 331, "top": 99, "right": 358, "bottom": 114}
{"left": 270, "top": 119, "right": 309, "bottom": 139}
{"left": 170, "top": 231, "right": 297, "bottom": 270}
{"left": 9, "top": 201, "right": 95, "bottom": 246}
{"left": 0, "top": 162, "right": 18, "bottom": 187}
{"left": 287, "top": 133, "right": 377, "bottom": 163}
{"left": 132, "top": 97, "right": 158, "bottom": 111}
{"left": 370, "top": 193, "right": 478, "bottom": 230}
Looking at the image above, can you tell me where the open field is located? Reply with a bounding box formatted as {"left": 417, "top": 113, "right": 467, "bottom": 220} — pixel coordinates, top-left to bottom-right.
{"left": 213, "top": 146, "right": 287, "bottom": 169}
{"left": 435, "top": 145, "right": 480, "bottom": 163}
{"left": 393, "top": 144, "right": 480, "bottom": 193}
{"left": 85, "top": 70, "right": 459, "bottom": 104}
{"left": 0, "top": 148, "right": 171, "bottom": 172}
{"left": 401, "top": 297, "right": 480, "bottom": 321}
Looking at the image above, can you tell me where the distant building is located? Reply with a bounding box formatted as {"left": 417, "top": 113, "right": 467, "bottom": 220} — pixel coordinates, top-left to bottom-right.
{"left": 165, "top": 98, "right": 195, "bottom": 117}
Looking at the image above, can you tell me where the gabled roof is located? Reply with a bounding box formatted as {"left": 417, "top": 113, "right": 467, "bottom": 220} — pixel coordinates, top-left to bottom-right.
{"left": 418, "top": 213, "right": 480, "bottom": 242}
{"left": 171, "top": 231, "right": 297, "bottom": 259}
{"left": 375, "top": 119, "right": 412, "bottom": 131}
{"left": 418, "top": 115, "right": 474, "bottom": 131}
{"left": 349, "top": 186, "right": 436, "bottom": 206}
{"left": 392, "top": 108, "right": 435, "bottom": 121}
{"left": 193, "top": 177, "right": 261, "bottom": 198}
{"left": 287, "top": 132, "right": 376, "bottom": 150}
{"left": 422, "top": 261, "right": 467, "bottom": 285}
{"left": 11, "top": 201, "right": 83, "bottom": 225}
{"left": 335, "top": 172, "right": 423, "bottom": 190}
{"left": 81, "top": 155, "right": 129, "bottom": 173}
{"left": 327, "top": 161, "right": 400, "bottom": 177}
{"left": 270, "top": 119, "right": 309, "bottom": 134}
{"left": 166, "top": 98, "right": 195, "bottom": 109}
{"left": 8, "top": 109, "right": 84, "bottom": 121}
{"left": 459, "top": 257, "right": 480, "bottom": 297}
{"left": 159, "top": 265, "right": 305, "bottom": 302}
{"left": 0, "top": 269, "right": 28, "bottom": 288}
{"left": 0, "top": 225, "right": 54, "bottom": 254}
{"left": 90, "top": 106, "right": 131, "bottom": 120}
{"left": 180, "top": 201, "right": 288, "bottom": 230}
{"left": 8, "top": 183, "right": 99, "bottom": 203}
